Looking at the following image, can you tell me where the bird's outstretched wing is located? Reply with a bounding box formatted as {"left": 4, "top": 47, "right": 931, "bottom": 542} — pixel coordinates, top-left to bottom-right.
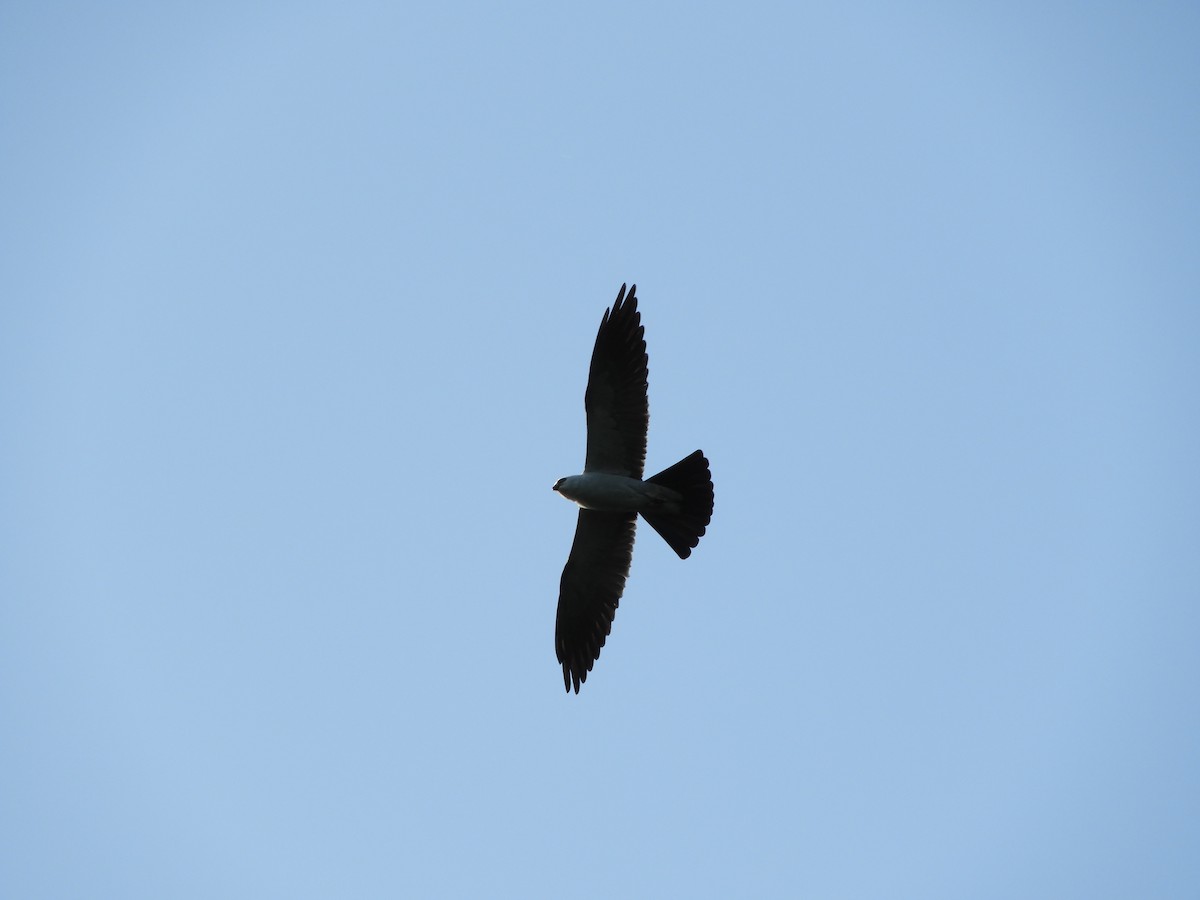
{"left": 583, "top": 284, "right": 648, "bottom": 478}
{"left": 555, "top": 509, "right": 637, "bottom": 693}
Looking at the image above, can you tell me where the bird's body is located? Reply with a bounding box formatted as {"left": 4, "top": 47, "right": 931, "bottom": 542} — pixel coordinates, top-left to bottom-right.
{"left": 553, "top": 473, "right": 681, "bottom": 514}
{"left": 553, "top": 284, "right": 714, "bottom": 693}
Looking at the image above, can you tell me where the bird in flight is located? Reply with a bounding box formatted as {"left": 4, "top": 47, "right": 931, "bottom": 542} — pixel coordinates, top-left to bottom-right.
{"left": 552, "top": 284, "right": 714, "bottom": 693}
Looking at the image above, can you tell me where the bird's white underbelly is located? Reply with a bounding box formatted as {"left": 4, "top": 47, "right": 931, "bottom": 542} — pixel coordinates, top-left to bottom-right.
{"left": 555, "top": 472, "right": 676, "bottom": 513}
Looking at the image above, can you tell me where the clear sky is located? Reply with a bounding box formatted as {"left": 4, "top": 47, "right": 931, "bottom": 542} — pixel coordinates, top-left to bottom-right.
{"left": 2, "top": 3, "right": 1198, "bottom": 898}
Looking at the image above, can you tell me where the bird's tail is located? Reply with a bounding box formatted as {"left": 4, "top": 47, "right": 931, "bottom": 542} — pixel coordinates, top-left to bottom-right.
{"left": 642, "top": 450, "right": 714, "bottom": 560}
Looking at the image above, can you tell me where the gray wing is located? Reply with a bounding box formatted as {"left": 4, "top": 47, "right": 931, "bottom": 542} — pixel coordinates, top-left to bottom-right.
{"left": 555, "top": 509, "right": 637, "bottom": 693}
{"left": 583, "top": 283, "right": 648, "bottom": 478}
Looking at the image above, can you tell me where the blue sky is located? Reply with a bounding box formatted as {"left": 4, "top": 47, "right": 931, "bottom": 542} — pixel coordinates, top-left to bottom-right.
{"left": 2, "top": 3, "right": 1198, "bottom": 897}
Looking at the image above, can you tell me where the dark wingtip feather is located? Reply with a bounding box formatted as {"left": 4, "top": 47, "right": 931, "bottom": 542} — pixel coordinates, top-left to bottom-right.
{"left": 561, "top": 660, "right": 588, "bottom": 693}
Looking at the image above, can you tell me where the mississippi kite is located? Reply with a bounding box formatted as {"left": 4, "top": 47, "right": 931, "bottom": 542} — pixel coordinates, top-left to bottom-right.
{"left": 553, "top": 284, "right": 714, "bottom": 693}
